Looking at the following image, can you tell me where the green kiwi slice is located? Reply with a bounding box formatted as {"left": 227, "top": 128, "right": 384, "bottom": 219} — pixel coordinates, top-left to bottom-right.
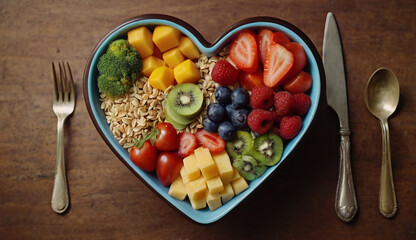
{"left": 166, "top": 83, "right": 203, "bottom": 117}
{"left": 163, "top": 101, "right": 195, "bottom": 126}
{"left": 163, "top": 105, "right": 187, "bottom": 130}
{"left": 226, "top": 131, "right": 254, "bottom": 159}
{"left": 251, "top": 133, "right": 283, "bottom": 166}
{"left": 232, "top": 155, "right": 267, "bottom": 181}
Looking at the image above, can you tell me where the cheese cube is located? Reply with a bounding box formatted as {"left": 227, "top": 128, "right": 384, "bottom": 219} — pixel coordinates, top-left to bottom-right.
{"left": 128, "top": 26, "right": 154, "bottom": 58}
{"left": 194, "top": 147, "right": 218, "bottom": 180}
{"left": 189, "top": 193, "right": 207, "bottom": 210}
{"left": 231, "top": 177, "right": 249, "bottom": 195}
{"left": 186, "top": 176, "right": 207, "bottom": 201}
{"left": 152, "top": 25, "right": 181, "bottom": 52}
{"left": 206, "top": 176, "right": 224, "bottom": 194}
{"left": 180, "top": 166, "right": 192, "bottom": 184}
{"left": 174, "top": 59, "right": 201, "bottom": 84}
{"left": 162, "top": 48, "right": 185, "bottom": 68}
{"left": 220, "top": 184, "right": 235, "bottom": 204}
{"left": 206, "top": 192, "right": 222, "bottom": 211}
{"left": 141, "top": 56, "right": 165, "bottom": 77}
{"left": 178, "top": 36, "right": 200, "bottom": 59}
{"left": 212, "top": 151, "right": 234, "bottom": 185}
{"left": 230, "top": 167, "right": 241, "bottom": 182}
{"left": 168, "top": 176, "right": 187, "bottom": 200}
{"left": 148, "top": 66, "right": 174, "bottom": 91}
{"left": 183, "top": 153, "right": 200, "bottom": 181}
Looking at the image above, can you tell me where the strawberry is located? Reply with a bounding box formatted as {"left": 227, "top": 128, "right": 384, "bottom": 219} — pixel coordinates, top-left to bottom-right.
{"left": 211, "top": 59, "right": 239, "bottom": 85}
{"left": 284, "top": 42, "right": 307, "bottom": 79}
{"left": 177, "top": 132, "right": 197, "bottom": 157}
{"left": 229, "top": 30, "right": 259, "bottom": 73}
{"left": 272, "top": 32, "right": 290, "bottom": 45}
{"left": 257, "top": 28, "right": 274, "bottom": 66}
{"left": 194, "top": 130, "right": 225, "bottom": 154}
{"left": 238, "top": 67, "right": 263, "bottom": 91}
{"left": 263, "top": 43, "right": 294, "bottom": 88}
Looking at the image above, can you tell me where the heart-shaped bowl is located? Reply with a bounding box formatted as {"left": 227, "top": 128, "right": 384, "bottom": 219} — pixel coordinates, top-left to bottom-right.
{"left": 83, "top": 14, "right": 325, "bottom": 224}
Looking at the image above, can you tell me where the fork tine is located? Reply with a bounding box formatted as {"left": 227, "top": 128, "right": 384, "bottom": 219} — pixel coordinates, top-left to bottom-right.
{"left": 59, "top": 62, "right": 69, "bottom": 102}
{"left": 66, "top": 62, "right": 75, "bottom": 103}
{"left": 52, "top": 62, "right": 59, "bottom": 102}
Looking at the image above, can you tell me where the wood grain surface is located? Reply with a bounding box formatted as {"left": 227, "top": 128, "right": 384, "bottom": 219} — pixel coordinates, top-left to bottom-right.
{"left": 1, "top": 0, "right": 415, "bottom": 239}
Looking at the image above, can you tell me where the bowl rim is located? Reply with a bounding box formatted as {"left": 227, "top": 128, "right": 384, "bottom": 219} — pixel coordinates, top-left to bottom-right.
{"left": 83, "top": 14, "right": 326, "bottom": 224}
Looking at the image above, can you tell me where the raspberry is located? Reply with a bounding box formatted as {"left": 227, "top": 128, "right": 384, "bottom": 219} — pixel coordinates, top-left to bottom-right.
{"left": 279, "top": 115, "right": 302, "bottom": 140}
{"left": 271, "top": 110, "right": 282, "bottom": 126}
{"left": 249, "top": 85, "right": 274, "bottom": 109}
{"left": 211, "top": 59, "right": 239, "bottom": 85}
{"left": 274, "top": 91, "right": 295, "bottom": 116}
{"left": 247, "top": 109, "right": 274, "bottom": 134}
{"left": 293, "top": 93, "right": 311, "bottom": 116}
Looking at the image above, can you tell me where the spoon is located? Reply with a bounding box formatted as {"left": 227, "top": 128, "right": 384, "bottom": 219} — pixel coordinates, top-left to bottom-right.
{"left": 365, "top": 68, "right": 399, "bottom": 218}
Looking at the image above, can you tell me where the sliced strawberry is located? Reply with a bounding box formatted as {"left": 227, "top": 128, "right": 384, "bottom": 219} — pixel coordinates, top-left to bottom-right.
{"left": 263, "top": 43, "right": 294, "bottom": 88}
{"left": 256, "top": 28, "right": 274, "bottom": 66}
{"left": 238, "top": 67, "right": 263, "bottom": 91}
{"left": 177, "top": 132, "right": 197, "bottom": 157}
{"left": 229, "top": 30, "right": 259, "bottom": 73}
{"left": 194, "top": 130, "right": 225, "bottom": 154}
{"left": 272, "top": 32, "right": 290, "bottom": 45}
{"left": 285, "top": 42, "right": 307, "bottom": 79}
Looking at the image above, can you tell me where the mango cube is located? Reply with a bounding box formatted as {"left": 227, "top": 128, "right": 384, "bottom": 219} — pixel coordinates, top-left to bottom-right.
{"left": 141, "top": 56, "right": 165, "bottom": 77}
{"left": 162, "top": 48, "right": 185, "bottom": 68}
{"left": 189, "top": 193, "right": 207, "bottom": 210}
{"left": 230, "top": 167, "right": 242, "bottom": 182}
{"left": 206, "top": 192, "right": 222, "bottom": 211}
{"left": 186, "top": 176, "right": 207, "bottom": 201}
{"left": 178, "top": 36, "right": 200, "bottom": 59}
{"left": 180, "top": 166, "right": 192, "bottom": 184}
{"left": 152, "top": 25, "right": 181, "bottom": 52}
{"left": 153, "top": 43, "right": 163, "bottom": 59}
{"left": 127, "top": 26, "right": 154, "bottom": 58}
{"left": 174, "top": 59, "right": 201, "bottom": 84}
{"left": 231, "top": 177, "right": 249, "bottom": 195}
{"left": 212, "top": 151, "right": 234, "bottom": 185}
{"left": 220, "top": 184, "right": 235, "bottom": 204}
{"left": 183, "top": 153, "right": 200, "bottom": 181}
{"left": 194, "top": 147, "right": 219, "bottom": 180}
{"left": 168, "top": 176, "right": 187, "bottom": 200}
{"left": 206, "top": 176, "right": 224, "bottom": 194}
{"left": 148, "top": 66, "right": 174, "bottom": 91}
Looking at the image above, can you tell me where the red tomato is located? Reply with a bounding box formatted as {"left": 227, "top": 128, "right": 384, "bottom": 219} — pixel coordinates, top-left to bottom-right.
{"left": 283, "top": 71, "right": 312, "bottom": 94}
{"left": 229, "top": 30, "right": 259, "bottom": 73}
{"left": 129, "top": 140, "right": 158, "bottom": 172}
{"left": 285, "top": 42, "right": 307, "bottom": 79}
{"left": 156, "top": 152, "right": 183, "bottom": 187}
{"left": 238, "top": 67, "right": 264, "bottom": 91}
{"left": 155, "top": 122, "right": 179, "bottom": 151}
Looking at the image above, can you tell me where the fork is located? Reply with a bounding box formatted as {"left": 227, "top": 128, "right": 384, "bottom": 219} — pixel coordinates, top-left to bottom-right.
{"left": 51, "top": 62, "right": 75, "bottom": 214}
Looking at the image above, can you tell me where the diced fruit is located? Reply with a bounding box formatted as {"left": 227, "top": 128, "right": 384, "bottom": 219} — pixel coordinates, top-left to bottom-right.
{"left": 206, "top": 176, "right": 224, "bottom": 194}
{"left": 180, "top": 166, "right": 192, "bottom": 184}
{"left": 182, "top": 153, "right": 200, "bottom": 180}
{"left": 232, "top": 155, "right": 267, "bottom": 181}
{"left": 162, "top": 48, "right": 185, "bottom": 68}
{"left": 178, "top": 132, "right": 198, "bottom": 158}
{"left": 285, "top": 42, "right": 307, "bottom": 79}
{"left": 211, "top": 59, "right": 239, "bottom": 85}
{"left": 153, "top": 43, "right": 163, "bottom": 59}
{"left": 238, "top": 67, "right": 263, "bottom": 91}
{"left": 166, "top": 83, "right": 204, "bottom": 118}
{"left": 230, "top": 167, "right": 241, "bottom": 182}
{"left": 272, "top": 32, "right": 290, "bottom": 45}
{"left": 249, "top": 85, "right": 275, "bottom": 109}
{"left": 142, "top": 56, "right": 165, "bottom": 77}
{"left": 225, "top": 131, "right": 254, "bottom": 160}
{"left": 279, "top": 115, "right": 303, "bottom": 140}
{"left": 229, "top": 30, "right": 259, "bottom": 73}
{"left": 206, "top": 192, "right": 222, "bottom": 211}
{"left": 148, "top": 66, "right": 174, "bottom": 91}
{"left": 178, "top": 36, "right": 200, "bottom": 59}
{"left": 247, "top": 109, "right": 274, "bottom": 134}
{"left": 128, "top": 26, "right": 154, "bottom": 58}
{"left": 231, "top": 177, "right": 249, "bottom": 195}
{"left": 231, "top": 88, "right": 250, "bottom": 108}
{"left": 218, "top": 121, "right": 236, "bottom": 141}
{"left": 194, "top": 147, "right": 219, "bottom": 180}
{"left": 251, "top": 132, "right": 283, "bottom": 166}
{"left": 152, "top": 25, "right": 181, "bottom": 52}
{"left": 257, "top": 28, "right": 274, "bottom": 66}
{"left": 168, "top": 176, "right": 187, "bottom": 200}
{"left": 195, "top": 130, "right": 225, "bottom": 154}
{"left": 214, "top": 86, "right": 232, "bottom": 106}
{"left": 212, "top": 151, "right": 234, "bottom": 185}
{"left": 189, "top": 194, "right": 207, "bottom": 210}
{"left": 283, "top": 71, "right": 312, "bottom": 94}
{"left": 186, "top": 176, "right": 208, "bottom": 201}
{"left": 263, "top": 43, "right": 294, "bottom": 88}
{"left": 274, "top": 91, "right": 295, "bottom": 116}
{"left": 293, "top": 93, "right": 311, "bottom": 116}
{"left": 220, "top": 184, "right": 235, "bottom": 204}
{"left": 173, "top": 59, "right": 201, "bottom": 84}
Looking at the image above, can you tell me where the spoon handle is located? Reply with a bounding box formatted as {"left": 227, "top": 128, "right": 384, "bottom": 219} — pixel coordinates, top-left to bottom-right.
{"left": 379, "top": 119, "right": 397, "bottom": 218}
{"left": 335, "top": 128, "right": 358, "bottom": 222}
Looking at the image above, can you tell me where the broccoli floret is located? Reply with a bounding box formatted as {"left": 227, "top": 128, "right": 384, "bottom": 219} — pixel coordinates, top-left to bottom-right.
{"left": 96, "top": 39, "right": 142, "bottom": 97}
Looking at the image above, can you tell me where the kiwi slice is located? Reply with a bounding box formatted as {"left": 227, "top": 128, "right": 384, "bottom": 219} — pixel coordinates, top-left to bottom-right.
{"left": 163, "top": 101, "right": 195, "bottom": 126}
{"left": 163, "top": 105, "right": 187, "bottom": 130}
{"left": 226, "top": 131, "right": 254, "bottom": 159}
{"left": 232, "top": 155, "right": 267, "bottom": 181}
{"left": 166, "top": 83, "right": 203, "bottom": 117}
{"left": 251, "top": 133, "right": 283, "bottom": 166}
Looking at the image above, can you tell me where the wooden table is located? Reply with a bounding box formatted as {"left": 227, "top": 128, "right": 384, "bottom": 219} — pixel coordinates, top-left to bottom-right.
{"left": 1, "top": 0, "right": 415, "bottom": 239}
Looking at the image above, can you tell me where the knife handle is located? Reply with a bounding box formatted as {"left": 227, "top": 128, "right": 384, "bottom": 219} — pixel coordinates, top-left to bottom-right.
{"left": 335, "top": 128, "right": 358, "bottom": 222}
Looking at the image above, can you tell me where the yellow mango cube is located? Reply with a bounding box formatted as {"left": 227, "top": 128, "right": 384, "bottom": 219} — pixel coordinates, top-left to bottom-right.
{"left": 206, "top": 192, "right": 222, "bottom": 211}
{"left": 168, "top": 176, "right": 187, "bottom": 200}
{"left": 183, "top": 153, "right": 200, "bottom": 181}
{"left": 189, "top": 193, "right": 207, "bottom": 210}
{"left": 180, "top": 166, "right": 192, "bottom": 184}
{"left": 206, "top": 176, "right": 224, "bottom": 194}
{"left": 162, "top": 48, "right": 185, "bottom": 68}
{"left": 230, "top": 167, "right": 241, "bottom": 182}
{"left": 178, "top": 36, "right": 200, "bottom": 59}
{"left": 148, "top": 66, "right": 174, "bottom": 91}
{"left": 212, "top": 151, "right": 234, "bottom": 185}
{"left": 220, "top": 184, "right": 235, "bottom": 204}
{"left": 186, "top": 176, "right": 207, "bottom": 201}
{"left": 194, "top": 147, "right": 219, "bottom": 180}
{"left": 141, "top": 56, "right": 165, "bottom": 77}
{"left": 173, "top": 59, "right": 201, "bottom": 84}
{"left": 152, "top": 25, "right": 181, "bottom": 52}
{"left": 231, "top": 177, "right": 249, "bottom": 195}
{"left": 127, "top": 26, "right": 154, "bottom": 58}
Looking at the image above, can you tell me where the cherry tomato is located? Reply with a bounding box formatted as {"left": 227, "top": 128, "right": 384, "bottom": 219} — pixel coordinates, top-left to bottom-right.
{"left": 283, "top": 71, "right": 312, "bottom": 94}
{"left": 156, "top": 152, "right": 183, "bottom": 187}
{"left": 129, "top": 140, "right": 158, "bottom": 172}
{"left": 284, "top": 42, "right": 307, "bottom": 79}
{"left": 272, "top": 32, "right": 290, "bottom": 45}
{"left": 154, "top": 122, "right": 179, "bottom": 151}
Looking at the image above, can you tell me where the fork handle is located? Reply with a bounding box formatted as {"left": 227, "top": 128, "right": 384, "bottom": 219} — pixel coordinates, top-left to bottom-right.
{"left": 51, "top": 117, "right": 69, "bottom": 214}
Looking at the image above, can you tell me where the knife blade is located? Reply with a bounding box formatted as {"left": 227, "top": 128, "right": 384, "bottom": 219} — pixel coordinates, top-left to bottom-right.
{"left": 323, "top": 12, "right": 358, "bottom": 222}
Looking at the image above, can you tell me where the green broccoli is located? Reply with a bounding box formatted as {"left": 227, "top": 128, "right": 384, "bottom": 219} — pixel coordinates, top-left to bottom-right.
{"left": 96, "top": 39, "right": 142, "bottom": 97}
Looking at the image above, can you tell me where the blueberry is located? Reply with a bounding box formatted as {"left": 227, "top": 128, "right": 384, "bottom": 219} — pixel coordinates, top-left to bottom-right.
{"left": 231, "top": 88, "right": 250, "bottom": 108}
{"left": 231, "top": 108, "right": 250, "bottom": 129}
{"left": 225, "top": 104, "right": 238, "bottom": 118}
{"left": 202, "top": 117, "right": 219, "bottom": 133}
{"left": 218, "top": 121, "right": 236, "bottom": 141}
{"left": 207, "top": 103, "right": 226, "bottom": 123}
{"left": 214, "top": 86, "right": 232, "bottom": 105}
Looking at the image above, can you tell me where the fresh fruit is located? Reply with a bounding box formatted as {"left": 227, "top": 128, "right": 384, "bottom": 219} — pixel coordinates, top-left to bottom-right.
{"left": 178, "top": 36, "right": 200, "bottom": 59}
{"left": 206, "top": 192, "right": 222, "bottom": 211}
{"left": 225, "top": 131, "right": 254, "bottom": 159}
{"left": 238, "top": 67, "right": 263, "bottom": 91}
{"left": 247, "top": 109, "right": 274, "bottom": 134}
{"left": 156, "top": 151, "right": 183, "bottom": 187}
{"left": 129, "top": 140, "right": 158, "bottom": 172}
{"left": 212, "top": 151, "right": 234, "bottom": 185}
{"left": 284, "top": 42, "right": 307, "bottom": 79}
{"left": 207, "top": 176, "right": 224, "bottom": 193}
{"left": 263, "top": 43, "right": 294, "bottom": 88}
{"left": 163, "top": 101, "right": 194, "bottom": 127}
{"left": 168, "top": 176, "right": 187, "bottom": 200}
{"left": 166, "top": 83, "right": 203, "bottom": 117}
{"left": 282, "top": 71, "right": 312, "bottom": 94}
{"left": 173, "top": 59, "right": 201, "bottom": 84}
{"left": 127, "top": 26, "right": 154, "bottom": 58}
{"left": 155, "top": 122, "right": 179, "bottom": 151}
{"left": 207, "top": 103, "right": 227, "bottom": 123}
{"left": 221, "top": 184, "right": 235, "bottom": 204}
{"left": 230, "top": 108, "right": 250, "bottom": 129}
{"left": 274, "top": 91, "right": 295, "bottom": 116}
{"left": 257, "top": 28, "right": 274, "bottom": 66}
{"left": 251, "top": 132, "right": 283, "bottom": 166}
{"left": 293, "top": 93, "right": 311, "bottom": 116}
{"left": 195, "top": 130, "right": 225, "bottom": 154}
{"left": 177, "top": 132, "right": 198, "bottom": 157}
{"left": 229, "top": 30, "right": 259, "bottom": 73}
{"left": 249, "top": 85, "right": 274, "bottom": 109}
{"left": 162, "top": 47, "right": 186, "bottom": 68}
{"left": 231, "top": 177, "right": 249, "bottom": 195}
{"left": 148, "top": 66, "right": 175, "bottom": 91}
{"left": 231, "top": 88, "right": 250, "bottom": 108}
{"left": 211, "top": 59, "right": 239, "bottom": 85}
{"left": 141, "top": 56, "right": 165, "bottom": 77}
{"left": 194, "top": 147, "right": 219, "bottom": 179}
{"left": 279, "top": 115, "right": 302, "bottom": 140}
{"left": 163, "top": 108, "right": 187, "bottom": 130}
{"left": 186, "top": 175, "right": 208, "bottom": 201}
{"left": 214, "top": 86, "right": 232, "bottom": 106}
{"left": 232, "top": 155, "right": 267, "bottom": 181}
{"left": 218, "top": 121, "right": 236, "bottom": 141}
{"left": 272, "top": 32, "right": 290, "bottom": 45}
{"left": 152, "top": 25, "right": 181, "bottom": 52}
{"left": 202, "top": 117, "right": 219, "bottom": 133}
{"left": 225, "top": 104, "right": 238, "bottom": 118}
{"left": 182, "top": 153, "right": 200, "bottom": 180}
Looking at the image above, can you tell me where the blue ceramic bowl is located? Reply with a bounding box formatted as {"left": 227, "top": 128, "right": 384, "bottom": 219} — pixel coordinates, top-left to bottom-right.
{"left": 83, "top": 14, "right": 325, "bottom": 224}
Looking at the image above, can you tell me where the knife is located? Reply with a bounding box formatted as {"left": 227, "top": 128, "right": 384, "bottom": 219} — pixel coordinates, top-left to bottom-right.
{"left": 323, "top": 12, "right": 358, "bottom": 222}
